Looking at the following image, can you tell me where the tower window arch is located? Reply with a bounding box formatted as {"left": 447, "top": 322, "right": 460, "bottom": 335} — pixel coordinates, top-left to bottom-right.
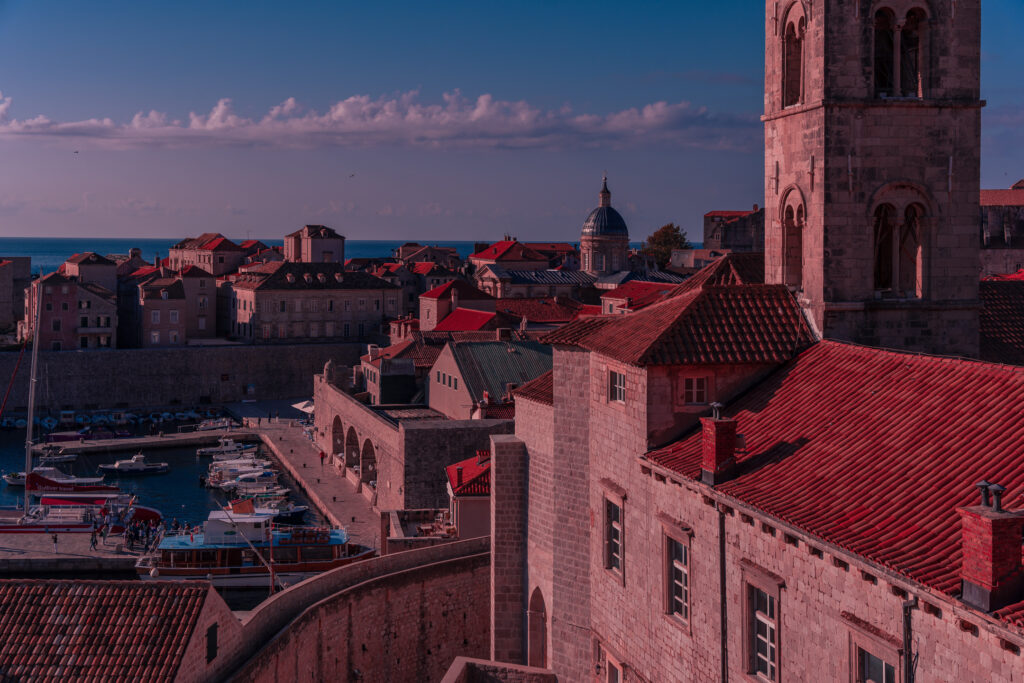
{"left": 782, "top": 5, "right": 806, "bottom": 107}
{"left": 874, "top": 7, "right": 928, "bottom": 98}
{"left": 782, "top": 195, "right": 805, "bottom": 290}
{"left": 872, "top": 201, "right": 923, "bottom": 298}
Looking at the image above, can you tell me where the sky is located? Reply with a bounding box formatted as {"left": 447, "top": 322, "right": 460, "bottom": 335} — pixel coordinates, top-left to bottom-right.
{"left": 0, "top": 0, "right": 1021, "bottom": 242}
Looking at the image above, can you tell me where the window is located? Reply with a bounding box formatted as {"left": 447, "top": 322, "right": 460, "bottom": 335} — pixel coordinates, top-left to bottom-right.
{"left": 343, "top": 323, "right": 350, "bottom": 337}
{"left": 103, "top": 317, "right": 111, "bottom": 327}
{"left": 151, "top": 331, "right": 160, "bottom": 344}
{"left": 782, "top": 9, "right": 805, "bottom": 107}
{"left": 857, "top": 648, "right": 896, "bottom": 683}
{"left": 683, "top": 377, "right": 708, "bottom": 404}
{"left": 900, "top": 10, "right": 926, "bottom": 98}
{"left": 874, "top": 9, "right": 896, "bottom": 96}
{"left": 358, "top": 323, "right": 364, "bottom": 337}
{"left": 280, "top": 301, "right": 287, "bottom": 313}
{"left": 151, "top": 310, "right": 160, "bottom": 324}
{"left": 170, "top": 331, "right": 179, "bottom": 344}
{"left": 328, "top": 300, "right": 334, "bottom": 312}
{"left": 873, "top": 203, "right": 922, "bottom": 298}
{"left": 99, "top": 336, "right": 109, "bottom": 348}
{"left": 294, "top": 300, "right": 302, "bottom": 313}
{"left": 51, "top": 319, "right": 61, "bottom": 332}
{"left": 61, "top": 302, "right": 69, "bottom": 311}
{"left": 782, "top": 198, "right": 805, "bottom": 290}
{"left": 51, "top": 341, "right": 61, "bottom": 351}
{"left": 344, "top": 299, "right": 351, "bottom": 311}
{"left": 358, "top": 297, "right": 366, "bottom": 310}
{"left": 608, "top": 370, "right": 626, "bottom": 403}
{"left": 605, "top": 499, "right": 622, "bottom": 572}
{"left": 199, "top": 279, "right": 206, "bottom": 288}
{"left": 277, "top": 324, "right": 286, "bottom": 338}
{"left": 61, "top": 285, "right": 69, "bottom": 294}
{"left": 751, "top": 586, "right": 777, "bottom": 680}
{"left": 45, "top": 302, "right": 52, "bottom": 312}
{"left": 198, "top": 316, "right": 206, "bottom": 331}
{"left": 169, "top": 310, "right": 179, "bottom": 324}
{"left": 453, "top": 378, "right": 458, "bottom": 390}
{"left": 667, "top": 536, "right": 689, "bottom": 621}
{"left": 261, "top": 324, "right": 271, "bottom": 339}
{"left": 80, "top": 336, "right": 89, "bottom": 349}
{"left": 198, "top": 295, "right": 208, "bottom": 310}
{"left": 436, "top": 371, "right": 441, "bottom": 382}
{"left": 80, "top": 316, "right": 88, "bottom": 328}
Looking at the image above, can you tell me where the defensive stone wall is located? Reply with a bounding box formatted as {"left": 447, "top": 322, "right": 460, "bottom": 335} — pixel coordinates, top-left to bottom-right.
{"left": 229, "top": 538, "right": 491, "bottom": 683}
{"left": 0, "top": 343, "right": 361, "bottom": 412}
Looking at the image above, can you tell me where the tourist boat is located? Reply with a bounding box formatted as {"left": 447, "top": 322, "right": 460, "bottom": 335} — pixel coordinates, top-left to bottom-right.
{"left": 38, "top": 452, "right": 78, "bottom": 465}
{"left": 98, "top": 453, "right": 170, "bottom": 476}
{"left": 197, "top": 417, "right": 235, "bottom": 431}
{"left": 0, "top": 495, "right": 162, "bottom": 534}
{"left": 136, "top": 510, "right": 375, "bottom": 587}
{"left": 197, "top": 438, "right": 257, "bottom": 457}
{"left": 3, "top": 467, "right": 107, "bottom": 487}
{"left": 227, "top": 498, "right": 309, "bottom": 525}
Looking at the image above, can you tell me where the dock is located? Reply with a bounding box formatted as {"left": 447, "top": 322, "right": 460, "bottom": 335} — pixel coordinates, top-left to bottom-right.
{"left": 0, "top": 529, "right": 140, "bottom": 577}
{"left": 31, "top": 428, "right": 259, "bottom": 455}
{"left": 253, "top": 420, "right": 378, "bottom": 549}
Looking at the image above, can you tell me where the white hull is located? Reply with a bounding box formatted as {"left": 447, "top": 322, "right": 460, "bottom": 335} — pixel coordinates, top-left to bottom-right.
{"left": 139, "top": 570, "right": 315, "bottom": 588}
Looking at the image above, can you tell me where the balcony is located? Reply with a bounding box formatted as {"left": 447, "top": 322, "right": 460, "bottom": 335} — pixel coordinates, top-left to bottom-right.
{"left": 77, "top": 326, "right": 112, "bottom": 334}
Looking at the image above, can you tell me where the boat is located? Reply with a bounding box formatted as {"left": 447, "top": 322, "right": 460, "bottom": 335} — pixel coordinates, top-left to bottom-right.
{"left": 227, "top": 498, "right": 308, "bottom": 524}
{"left": 136, "top": 510, "right": 375, "bottom": 587}
{"left": 197, "top": 417, "right": 235, "bottom": 431}
{"left": 3, "top": 467, "right": 107, "bottom": 487}
{"left": 39, "top": 452, "right": 78, "bottom": 464}
{"left": 0, "top": 495, "right": 162, "bottom": 534}
{"left": 218, "top": 470, "right": 279, "bottom": 493}
{"left": 197, "top": 438, "right": 257, "bottom": 457}
{"left": 98, "top": 453, "right": 170, "bottom": 476}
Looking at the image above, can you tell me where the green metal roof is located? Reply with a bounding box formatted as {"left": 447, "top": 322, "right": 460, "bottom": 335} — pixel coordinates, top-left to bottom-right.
{"left": 449, "top": 341, "right": 553, "bottom": 404}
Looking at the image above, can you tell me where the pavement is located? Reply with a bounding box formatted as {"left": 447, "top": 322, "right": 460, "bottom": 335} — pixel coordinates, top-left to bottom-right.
{"left": 250, "top": 418, "right": 379, "bottom": 550}
{"left": 0, "top": 526, "right": 140, "bottom": 574}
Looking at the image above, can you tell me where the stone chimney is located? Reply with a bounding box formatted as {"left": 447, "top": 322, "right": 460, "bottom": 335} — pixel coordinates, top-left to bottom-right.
{"left": 450, "top": 286, "right": 459, "bottom": 310}
{"left": 456, "top": 466, "right": 463, "bottom": 488}
{"left": 700, "top": 413, "right": 737, "bottom": 486}
{"left": 958, "top": 482, "right": 1024, "bottom": 611}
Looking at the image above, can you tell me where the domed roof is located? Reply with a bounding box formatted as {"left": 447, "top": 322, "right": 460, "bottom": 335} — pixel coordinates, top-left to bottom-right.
{"left": 582, "top": 206, "right": 629, "bottom": 237}
{"left": 581, "top": 175, "right": 629, "bottom": 238}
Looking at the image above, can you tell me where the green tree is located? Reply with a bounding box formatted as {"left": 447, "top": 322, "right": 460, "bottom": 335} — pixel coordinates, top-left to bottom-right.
{"left": 642, "top": 223, "right": 691, "bottom": 268}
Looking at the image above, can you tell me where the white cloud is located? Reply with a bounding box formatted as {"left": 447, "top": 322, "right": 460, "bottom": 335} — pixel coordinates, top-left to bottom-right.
{"left": 0, "top": 89, "right": 758, "bottom": 151}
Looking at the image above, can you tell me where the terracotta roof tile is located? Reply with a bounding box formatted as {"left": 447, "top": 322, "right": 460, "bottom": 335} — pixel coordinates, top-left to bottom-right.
{"left": 496, "top": 297, "right": 585, "bottom": 323}
{"left": 669, "top": 252, "right": 764, "bottom": 297}
{"left": 420, "top": 279, "right": 493, "bottom": 301}
{"left": 601, "top": 281, "right": 676, "bottom": 310}
{"left": 470, "top": 240, "right": 548, "bottom": 262}
{"left": 980, "top": 280, "right": 1024, "bottom": 365}
{"left": 446, "top": 453, "right": 491, "bottom": 496}
{"left": 542, "top": 284, "right": 812, "bottom": 366}
{"left": 645, "top": 341, "right": 1024, "bottom": 621}
{"left": 433, "top": 309, "right": 499, "bottom": 332}
{"left": 0, "top": 580, "right": 210, "bottom": 682}
{"left": 981, "top": 188, "right": 1024, "bottom": 207}
{"left": 513, "top": 369, "right": 553, "bottom": 406}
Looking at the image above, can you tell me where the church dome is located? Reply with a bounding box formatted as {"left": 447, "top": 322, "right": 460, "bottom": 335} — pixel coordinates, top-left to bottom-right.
{"left": 581, "top": 175, "right": 629, "bottom": 238}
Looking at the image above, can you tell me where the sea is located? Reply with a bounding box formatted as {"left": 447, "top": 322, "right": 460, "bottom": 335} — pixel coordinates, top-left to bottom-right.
{"left": 0, "top": 237, "right": 484, "bottom": 274}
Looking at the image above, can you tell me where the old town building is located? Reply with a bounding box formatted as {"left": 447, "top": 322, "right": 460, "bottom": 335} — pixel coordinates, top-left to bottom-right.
{"left": 0, "top": 256, "right": 30, "bottom": 330}
{"left": 227, "top": 261, "right": 399, "bottom": 343}
{"left": 980, "top": 180, "right": 1024, "bottom": 277}
{"left": 702, "top": 206, "right": 765, "bottom": 252}
{"left": 581, "top": 176, "right": 630, "bottom": 276}
{"left": 168, "top": 233, "right": 246, "bottom": 277}
{"left": 20, "top": 272, "right": 117, "bottom": 350}
{"left": 283, "top": 224, "right": 345, "bottom": 264}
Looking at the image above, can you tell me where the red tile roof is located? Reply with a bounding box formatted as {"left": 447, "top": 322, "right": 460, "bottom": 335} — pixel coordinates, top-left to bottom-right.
{"left": 601, "top": 281, "right": 676, "bottom": 310}
{"left": 433, "top": 308, "right": 499, "bottom": 332}
{"left": 644, "top": 341, "right": 1024, "bottom": 616}
{"left": 984, "top": 269, "right": 1024, "bottom": 282}
{"left": 361, "top": 339, "right": 417, "bottom": 367}
{"left": 525, "top": 242, "right": 578, "bottom": 254}
{"left": 496, "top": 297, "right": 585, "bottom": 323}
{"left": 200, "top": 236, "right": 242, "bottom": 251}
{"left": 0, "top": 579, "right": 211, "bottom": 682}
{"left": 981, "top": 188, "right": 1024, "bottom": 207}
{"left": 66, "top": 252, "right": 115, "bottom": 266}
{"left": 513, "top": 369, "right": 553, "bottom": 406}
{"left": 704, "top": 209, "right": 759, "bottom": 219}
{"left": 980, "top": 280, "right": 1024, "bottom": 365}
{"left": 446, "top": 453, "right": 491, "bottom": 496}
{"left": 411, "top": 261, "right": 451, "bottom": 276}
{"left": 542, "top": 284, "right": 812, "bottom": 366}
{"left": 669, "top": 252, "right": 764, "bottom": 297}
{"left": 576, "top": 304, "right": 603, "bottom": 318}
{"left": 421, "top": 279, "right": 493, "bottom": 301}
{"left": 179, "top": 265, "right": 212, "bottom": 278}
{"left": 470, "top": 240, "right": 547, "bottom": 262}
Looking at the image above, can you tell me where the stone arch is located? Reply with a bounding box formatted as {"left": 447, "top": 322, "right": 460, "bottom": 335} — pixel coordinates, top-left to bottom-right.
{"left": 873, "top": 3, "right": 931, "bottom": 98}
{"left": 871, "top": 188, "right": 927, "bottom": 298}
{"left": 360, "top": 439, "right": 377, "bottom": 486}
{"left": 782, "top": 1, "right": 806, "bottom": 107}
{"left": 527, "top": 587, "right": 548, "bottom": 668}
{"left": 779, "top": 186, "right": 806, "bottom": 291}
{"left": 330, "top": 416, "right": 344, "bottom": 462}
{"left": 345, "top": 426, "right": 360, "bottom": 468}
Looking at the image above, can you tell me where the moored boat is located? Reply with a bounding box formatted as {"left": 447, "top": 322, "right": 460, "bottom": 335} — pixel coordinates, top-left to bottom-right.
{"left": 197, "top": 438, "right": 257, "bottom": 457}
{"left": 136, "top": 510, "right": 374, "bottom": 587}
{"left": 98, "top": 453, "right": 170, "bottom": 476}
{"left": 3, "top": 467, "right": 108, "bottom": 487}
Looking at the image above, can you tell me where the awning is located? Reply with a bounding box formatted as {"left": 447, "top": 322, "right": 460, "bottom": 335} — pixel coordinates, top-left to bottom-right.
{"left": 291, "top": 400, "right": 315, "bottom": 414}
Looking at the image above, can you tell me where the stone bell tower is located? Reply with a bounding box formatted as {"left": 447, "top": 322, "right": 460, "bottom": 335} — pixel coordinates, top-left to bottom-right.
{"left": 763, "top": 0, "right": 982, "bottom": 356}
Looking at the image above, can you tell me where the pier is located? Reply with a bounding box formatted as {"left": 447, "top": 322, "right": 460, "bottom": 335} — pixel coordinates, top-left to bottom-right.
{"left": 0, "top": 529, "right": 140, "bottom": 577}
{"left": 30, "top": 428, "right": 259, "bottom": 455}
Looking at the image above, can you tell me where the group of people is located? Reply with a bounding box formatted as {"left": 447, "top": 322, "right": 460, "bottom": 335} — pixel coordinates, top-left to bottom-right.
{"left": 123, "top": 518, "right": 161, "bottom": 552}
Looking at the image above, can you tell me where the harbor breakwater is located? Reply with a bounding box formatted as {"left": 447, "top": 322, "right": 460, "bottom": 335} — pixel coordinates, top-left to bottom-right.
{"left": 0, "top": 343, "right": 361, "bottom": 412}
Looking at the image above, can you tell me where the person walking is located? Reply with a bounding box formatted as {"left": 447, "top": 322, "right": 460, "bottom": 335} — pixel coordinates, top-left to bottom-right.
{"left": 89, "top": 530, "right": 98, "bottom": 551}
{"left": 320, "top": 450, "right": 326, "bottom": 469}
{"left": 51, "top": 533, "right": 58, "bottom": 554}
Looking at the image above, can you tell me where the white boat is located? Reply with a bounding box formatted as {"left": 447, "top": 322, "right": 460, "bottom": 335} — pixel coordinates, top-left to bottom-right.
{"left": 98, "top": 453, "right": 170, "bottom": 476}
{"left": 39, "top": 452, "right": 79, "bottom": 464}
{"left": 197, "top": 438, "right": 257, "bottom": 457}
{"left": 219, "top": 470, "right": 279, "bottom": 492}
{"left": 3, "top": 466, "right": 106, "bottom": 487}
{"left": 197, "top": 417, "right": 235, "bottom": 431}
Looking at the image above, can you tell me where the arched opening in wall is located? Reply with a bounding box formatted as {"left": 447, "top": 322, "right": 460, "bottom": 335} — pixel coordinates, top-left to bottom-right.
{"left": 874, "top": 8, "right": 896, "bottom": 97}
{"left": 901, "top": 8, "right": 927, "bottom": 98}
{"left": 527, "top": 588, "right": 548, "bottom": 668}
{"left": 331, "top": 416, "right": 344, "bottom": 462}
{"left": 781, "top": 190, "right": 806, "bottom": 291}
{"left": 899, "top": 204, "right": 923, "bottom": 298}
{"left": 873, "top": 203, "right": 897, "bottom": 292}
{"left": 783, "top": 11, "right": 805, "bottom": 107}
{"left": 345, "top": 426, "right": 359, "bottom": 468}
{"left": 360, "top": 439, "right": 377, "bottom": 485}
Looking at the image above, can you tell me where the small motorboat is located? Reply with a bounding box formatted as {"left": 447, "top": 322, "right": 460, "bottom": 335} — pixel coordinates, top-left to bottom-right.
{"left": 228, "top": 498, "right": 308, "bottom": 524}
{"left": 98, "top": 453, "right": 170, "bottom": 476}
{"left": 4, "top": 467, "right": 107, "bottom": 487}
{"left": 39, "top": 452, "right": 79, "bottom": 465}
{"left": 197, "top": 417, "right": 235, "bottom": 431}
{"left": 197, "top": 438, "right": 257, "bottom": 457}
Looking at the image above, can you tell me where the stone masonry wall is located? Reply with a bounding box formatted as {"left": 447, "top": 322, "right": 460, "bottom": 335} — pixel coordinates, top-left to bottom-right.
{"left": 0, "top": 342, "right": 361, "bottom": 412}
{"left": 174, "top": 586, "right": 247, "bottom": 683}
{"left": 232, "top": 552, "right": 491, "bottom": 683}
{"left": 490, "top": 434, "right": 528, "bottom": 663}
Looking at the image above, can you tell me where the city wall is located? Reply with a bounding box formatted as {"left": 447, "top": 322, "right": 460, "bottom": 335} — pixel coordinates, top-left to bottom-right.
{"left": 0, "top": 343, "right": 362, "bottom": 412}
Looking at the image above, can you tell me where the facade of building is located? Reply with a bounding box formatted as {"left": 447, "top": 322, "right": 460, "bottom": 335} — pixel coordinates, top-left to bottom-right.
{"left": 227, "top": 262, "right": 399, "bottom": 343}
{"left": 20, "top": 273, "right": 117, "bottom": 350}
{"left": 419, "top": 279, "right": 496, "bottom": 332}
{"left": 581, "top": 176, "right": 630, "bottom": 276}
{"left": 0, "top": 257, "right": 30, "bottom": 330}
{"left": 168, "top": 233, "right": 246, "bottom": 277}
{"left": 702, "top": 206, "right": 765, "bottom": 252}
{"left": 283, "top": 225, "right": 345, "bottom": 264}
{"left": 763, "top": 0, "right": 981, "bottom": 356}
{"left": 474, "top": 264, "right": 597, "bottom": 299}
{"left": 63, "top": 252, "right": 117, "bottom": 292}
{"left": 138, "top": 279, "right": 187, "bottom": 347}
{"left": 980, "top": 180, "right": 1024, "bottom": 277}
{"left": 446, "top": 450, "right": 491, "bottom": 540}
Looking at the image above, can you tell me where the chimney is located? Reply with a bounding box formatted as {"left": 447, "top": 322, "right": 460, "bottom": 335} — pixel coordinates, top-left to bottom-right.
{"left": 368, "top": 344, "right": 380, "bottom": 360}
{"left": 450, "top": 286, "right": 459, "bottom": 310}
{"left": 700, "top": 409, "right": 737, "bottom": 486}
{"left": 477, "top": 449, "right": 490, "bottom": 466}
{"left": 753, "top": 203, "right": 759, "bottom": 212}
{"left": 456, "top": 466, "right": 463, "bottom": 487}
{"left": 495, "top": 328, "right": 512, "bottom": 341}
{"left": 957, "top": 482, "right": 1024, "bottom": 611}
{"left": 482, "top": 391, "right": 490, "bottom": 405}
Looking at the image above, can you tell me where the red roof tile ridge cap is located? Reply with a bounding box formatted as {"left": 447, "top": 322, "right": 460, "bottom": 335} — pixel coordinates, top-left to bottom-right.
{"left": 816, "top": 337, "right": 1024, "bottom": 373}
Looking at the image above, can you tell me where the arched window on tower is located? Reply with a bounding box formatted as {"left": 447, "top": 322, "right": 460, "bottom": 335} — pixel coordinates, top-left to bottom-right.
{"left": 783, "top": 203, "right": 804, "bottom": 290}
{"left": 783, "top": 14, "right": 805, "bottom": 107}
{"left": 873, "top": 204, "right": 896, "bottom": 291}
{"left": 874, "top": 9, "right": 896, "bottom": 97}
{"left": 874, "top": 203, "right": 923, "bottom": 298}
{"left": 899, "top": 204, "right": 923, "bottom": 297}
{"left": 900, "top": 9, "right": 927, "bottom": 98}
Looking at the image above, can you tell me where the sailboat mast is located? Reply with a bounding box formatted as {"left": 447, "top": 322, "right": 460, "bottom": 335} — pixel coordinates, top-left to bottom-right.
{"left": 23, "top": 274, "right": 43, "bottom": 514}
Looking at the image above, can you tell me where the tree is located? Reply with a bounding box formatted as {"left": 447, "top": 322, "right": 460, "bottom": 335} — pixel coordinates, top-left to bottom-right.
{"left": 643, "top": 223, "right": 691, "bottom": 269}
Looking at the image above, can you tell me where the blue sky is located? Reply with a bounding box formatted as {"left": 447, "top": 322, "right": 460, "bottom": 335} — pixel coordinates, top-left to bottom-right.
{"left": 0, "top": 0, "right": 1020, "bottom": 241}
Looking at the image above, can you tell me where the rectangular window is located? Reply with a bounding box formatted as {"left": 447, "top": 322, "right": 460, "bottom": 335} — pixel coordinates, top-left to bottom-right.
{"left": 605, "top": 499, "right": 622, "bottom": 572}
{"left": 374, "top": 299, "right": 380, "bottom": 311}
{"left": 609, "top": 370, "right": 626, "bottom": 403}
{"left": 358, "top": 323, "right": 364, "bottom": 337}
{"left": 151, "top": 331, "right": 160, "bottom": 344}
{"left": 198, "top": 316, "right": 206, "bottom": 330}
{"left": 198, "top": 295, "right": 208, "bottom": 310}
{"left": 61, "top": 302, "right": 69, "bottom": 311}
{"left": 344, "top": 299, "right": 351, "bottom": 311}
{"left": 151, "top": 310, "right": 160, "bottom": 324}
{"left": 45, "top": 302, "right": 52, "bottom": 311}
{"left": 52, "top": 319, "right": 61, "bottom": 332}
{"left": 454, "top": 378, "right": 458, "bottom": 390}
{"left": 857, "top": 648, "right": 896, "bottom": 683}
{"left": 80, "top": 316, "right": 88, "bottom": 328}
{"left": 80, "top": 336, "right": 88, "bottom": 349}
{"left": 343, "top": 323, "right": 350, "bottom": 337}
{"left": 751, "top": 586, "right": 777, "bottom": 681}
{"left": 325, "top": 322, "right": 334, "bottom": 336}
{"left": 667, "top": 537, "right": 689, "bottom": 620}
{"left": 169, "top": 310, "right": 179, "bottom": 323}
{"left": 278, "top": 324, "right": 286, "bottom": 338}
{"left": 358, "top": 297, "right": 366, "bottom": 310}
{"left": 294, "top": 300, "right": 302, "bottom": 313}
{"left": 51, "top": 341, "right": 61, "bottom": 351}
{"left": 436, "top": 371, "right": 441, "bottom": 382}
{"left": 280, "top": 301, "right": 287, "bottom": 312}
{"left": 328, "top": 300, "right": 334, "bottom": 312}
{"left": 262, "top": 324, "right": 271, "bottom": 339}
{"left": 310, "top": 322, "right": 319, "bottom": 337}
{"left": 169, "top": 331, "right": 179, "bottom": 344}
{"left": 684, "top": 377, "right": 708, "bottom": 404}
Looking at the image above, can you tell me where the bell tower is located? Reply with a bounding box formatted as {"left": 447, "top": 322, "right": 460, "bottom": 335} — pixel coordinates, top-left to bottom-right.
{"left": 763, "top": 0, "right": 982, "bottom": 356}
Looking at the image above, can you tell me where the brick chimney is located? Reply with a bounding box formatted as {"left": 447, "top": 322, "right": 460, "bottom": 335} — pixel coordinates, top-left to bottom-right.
{"left": 700, "top": 415, "right": 737, "bottom": 486}
{"left": 957, "top": 482, "right": 1024, "bottom": 611}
